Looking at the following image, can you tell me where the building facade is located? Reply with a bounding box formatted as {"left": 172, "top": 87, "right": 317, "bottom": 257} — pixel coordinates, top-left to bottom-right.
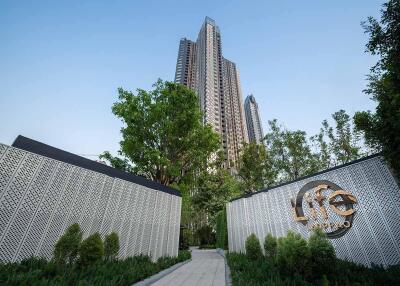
{"left": 0, "top": 136, "right": 181, "bottom": 263}
{"left": 244, "top": 94, "right": 264, "bottom": 144}
{"left": 227, "top": 155, "right": 400, "bottom": 267}
{"left": 223, "top": 58, "right": 248, "bottom": 168}
{"left": 174, "top": 38, "right": 196, "bottom": 90}
{"left": 174, "top": 17, "right": 248, "bottom": 170}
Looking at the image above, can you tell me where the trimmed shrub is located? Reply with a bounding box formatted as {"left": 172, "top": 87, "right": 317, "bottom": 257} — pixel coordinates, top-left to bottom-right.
{"left": 264, "top": 233, "right": 277, "bottom": 258}
{"left": 216, "top": 209, "right": 228, "bottom": 249}
{"left": 227, "top": 252, "right": 309, "bottom": 286}
{"left": 79, "top": 233, "right": 104, "bottom": 266}
{"left": 245, "top": 233, "right": 262, "bottom": 260}
{"left": 227, "top": 232, "right": 400, "bottom": 286}
{"left": 53, "top": 223, "right": 83, "bottom": 264}
{"left": 104, "top": 232, "right": 120, "bottom": 262}
{"left": 277, "top": 231, "right": 310, "bottom": 276}
{"left": 308, "top": 228, "right": 336, "bottom": 279}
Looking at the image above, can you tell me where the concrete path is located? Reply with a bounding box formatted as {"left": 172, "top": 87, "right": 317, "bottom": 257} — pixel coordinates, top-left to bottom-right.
{"left": 151, "top": 248, "right": 225, "bottom": 286}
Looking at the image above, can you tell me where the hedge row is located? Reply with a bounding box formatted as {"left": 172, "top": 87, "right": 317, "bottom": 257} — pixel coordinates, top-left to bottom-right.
{"left": 0, "top": 251, "right": 191, "bottom": 286}
{"left": 227, "top": 230, "right": 400, "bottom": 286}
{"left": 0, "top": 223, "right": 191, "bottom": 286}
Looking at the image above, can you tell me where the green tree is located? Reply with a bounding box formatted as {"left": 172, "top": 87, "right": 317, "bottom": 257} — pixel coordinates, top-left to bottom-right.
{"left": 191, "top": 152, "right": 240, "bottom": 224}
{"left": 191, "top": 170, "right": 239, "bottom": 223}
{"left": 331, "top": 110, "right": 363, "bottom": 164}
{"left": 196, "top": 225, "right": 215, "bottom": 246}
{"left": 79, "top": 233, "right": 104, "bottom": 266}
{"left": 308, "top": 229, "right": 336, "bottom": 280}
{"left": 264, "top": 233, "right": 277, "bottom": 259}
{"left": 265, "top": 120, "right": 319, "bottom": 181}
{"left": 310, "top": 121, "right": 332, "bottom": 170}
{"left": 53, "top": 223, "right": 83, "bottom": 265}
{"left": 180, "top": 187, "right": 207, "bottom": 246}
{"left": 245, "top": 234, "right": 262, "bottom": 261}
{"left": 238, "top": 142, "right": 277, "bottom": 194}
{"left": 99, "top": 151, "right": 134, "bottom": 173}
{"left": 101, "top": 80, "right": 220, "bottom": 187}
{"left": 104, "top": 232, "right": 120, "bottom": 262}
{"left": 354, "top": 0, "right": 400, "bottom": 177}
{"left": 312, "top": 110, "right": 365, "bottom": 168}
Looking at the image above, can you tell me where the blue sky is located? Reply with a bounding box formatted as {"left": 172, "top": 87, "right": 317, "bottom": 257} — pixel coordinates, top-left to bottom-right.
{"left": 0, "top": 1, "right": 384, "bottom": 157}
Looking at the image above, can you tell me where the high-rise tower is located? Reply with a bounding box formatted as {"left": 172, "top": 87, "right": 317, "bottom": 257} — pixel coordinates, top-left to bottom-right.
{"left": 195, "top": 17, "right": 224, "bottom": 131}
{"left": 174, "top": 17, "right": 248, "bottom": 170}
{"left": 244, "top": 95, "right": 264, "bottom": 144}
{"left": 223, "top": 58, "right": 248, "bottom": 167}
{"left": 174, "top": 38, "right": 197, "bottom": 90}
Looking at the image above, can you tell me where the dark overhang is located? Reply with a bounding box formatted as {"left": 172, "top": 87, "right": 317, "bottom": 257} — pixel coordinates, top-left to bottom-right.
{"left": 12, "top": 135, "right": 181, "bottom": 197}
{"left": 230, "top": 153, "right": 383, "bottom": 202}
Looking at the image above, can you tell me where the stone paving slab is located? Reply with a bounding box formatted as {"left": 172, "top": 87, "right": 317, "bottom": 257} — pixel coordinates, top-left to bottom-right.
{"left": 151, "top": 248, "right": 225, "bottom": 286}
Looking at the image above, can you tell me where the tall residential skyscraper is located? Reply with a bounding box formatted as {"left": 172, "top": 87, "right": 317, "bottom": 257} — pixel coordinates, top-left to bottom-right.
{"left": 174, "top": 17, "right": 248, "bottom": 169}
{"left": 174, "top": 38, "right": 197, "bottom": 90}
{"left": 244, "top": 95, "right": 264, "bottom": 144}
{"left": 223, "top": 58, "right": 248, "bottom": 167}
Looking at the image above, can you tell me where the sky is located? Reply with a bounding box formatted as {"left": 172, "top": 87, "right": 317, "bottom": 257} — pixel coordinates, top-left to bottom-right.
{"left": 0, "top": 0, "right": 385, "bottom": 158}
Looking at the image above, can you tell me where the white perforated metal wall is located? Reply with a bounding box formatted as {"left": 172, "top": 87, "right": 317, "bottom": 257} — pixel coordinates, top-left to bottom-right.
{"left": 227, "top": 156, "right": 400, "bottom": 267}
{"left": 0, "top": 143, "right": 181, "bottom": 262}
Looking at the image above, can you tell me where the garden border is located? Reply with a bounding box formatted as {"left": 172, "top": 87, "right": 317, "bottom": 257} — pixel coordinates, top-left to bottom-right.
{"left": 132, "top": 258, "right": 192, "bottom": 286}
{"left": 217, "top": 248, "right": 232, "bottom": 286}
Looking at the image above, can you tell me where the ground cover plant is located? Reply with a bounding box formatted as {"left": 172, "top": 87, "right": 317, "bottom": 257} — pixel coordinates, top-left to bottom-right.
{"left": 0, "top": 224, "right": 191, "bottom": 286}
{"left": 227, "top": 230, "right": 400, "bottom": 286}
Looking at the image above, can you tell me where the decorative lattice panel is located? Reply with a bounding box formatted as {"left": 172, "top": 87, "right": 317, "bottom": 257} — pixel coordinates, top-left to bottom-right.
{"left": 0, "top": 143, "right": 181, "bottom": 262}
{"left": 227, "top": 156, "right": 400, "bottom": 267}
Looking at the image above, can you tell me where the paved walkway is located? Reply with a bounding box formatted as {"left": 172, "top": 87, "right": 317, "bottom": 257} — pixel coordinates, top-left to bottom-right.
{"left": 151, "top": 248, "right": 225, "bottom": 286}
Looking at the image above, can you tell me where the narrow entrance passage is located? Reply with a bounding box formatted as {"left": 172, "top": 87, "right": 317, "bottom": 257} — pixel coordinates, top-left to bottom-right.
{"left": 152, "top": 248, "right": 226, "bottom": 286}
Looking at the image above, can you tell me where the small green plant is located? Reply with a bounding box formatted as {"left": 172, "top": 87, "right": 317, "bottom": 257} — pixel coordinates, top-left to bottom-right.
{"left": 53, "top": 223, "right": 83, "bottom": 264}
{"left": 245, "top": 233, "right": 262, "bottom": 260}
{"left": 177, "top": 249, "right": 191, "bottom": 262}
{"left": 104, "top": 232, "right": 120, "bottom": 262}
{"left": 308, "top": 228, "right": 336, "bottom": 279}
{"left": 264, "top": 233, "right": 277, "bottom": 258}
{"left": 79, "top": 232, "right": 104, "bottom": 266}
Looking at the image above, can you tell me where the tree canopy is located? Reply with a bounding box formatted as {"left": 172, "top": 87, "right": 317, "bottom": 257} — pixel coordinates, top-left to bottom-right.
{"left": 265, "top": 119, "right": 320, "bottom": 181}
{"left": 101, "top": 80, "right": 220, "bottom": 187}
{"left": 311, "top": 110, "right": 366, "bottom": 169}
{"left": 354, "top": 0, "right": 400, "bottom": 177}
{"left": 191, "top": 152, "right": 240, "bottom": 223}
{"left": 238, "top": 142, "right": 277, "bottom": 194}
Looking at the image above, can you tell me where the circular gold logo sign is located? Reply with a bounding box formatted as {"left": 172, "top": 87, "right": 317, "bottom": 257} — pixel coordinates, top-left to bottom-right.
{"left": 290, "top": 180, "right": 357, "bottom": 238}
